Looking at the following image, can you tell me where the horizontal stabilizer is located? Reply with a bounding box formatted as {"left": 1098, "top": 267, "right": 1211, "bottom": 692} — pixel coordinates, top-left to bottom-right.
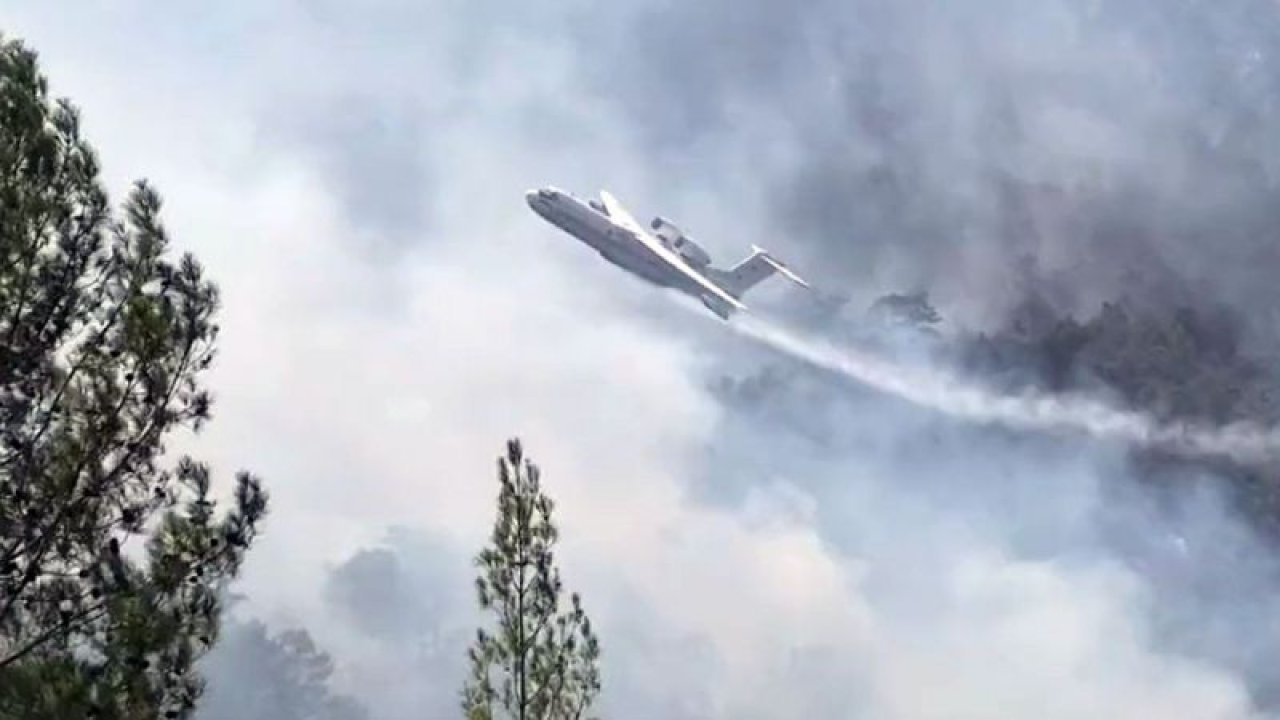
{"left": 750, "top": 245, "right": 810, "bottom": 288}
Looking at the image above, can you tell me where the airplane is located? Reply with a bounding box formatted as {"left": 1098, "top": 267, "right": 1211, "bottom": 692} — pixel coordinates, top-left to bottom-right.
{"left": 525, "top": 185, "right": 809, "bottom": 320}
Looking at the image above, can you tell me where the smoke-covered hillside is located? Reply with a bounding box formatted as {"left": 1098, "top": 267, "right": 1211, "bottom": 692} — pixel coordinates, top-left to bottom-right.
{"left": 11, "top": 0, "right": 1280, "bottom": 718}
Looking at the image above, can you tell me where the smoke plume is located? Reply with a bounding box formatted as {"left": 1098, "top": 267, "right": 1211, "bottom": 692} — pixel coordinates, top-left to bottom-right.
{"left": 727, "top": 310, "right": 1280, "bottom": 463}
{"left": 9, "top": 0, "right": 1280, "bottom": 718}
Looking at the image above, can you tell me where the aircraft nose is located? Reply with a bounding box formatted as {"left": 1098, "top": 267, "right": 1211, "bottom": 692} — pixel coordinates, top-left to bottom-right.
{"left": 526, "top": 188, "right": 559, "bottom": 210}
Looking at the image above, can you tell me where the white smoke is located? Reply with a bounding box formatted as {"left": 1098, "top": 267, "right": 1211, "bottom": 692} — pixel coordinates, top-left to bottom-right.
{"left": 723, "top": 309, "right": 1280, "bottom": 465}
{"left": 14, "top": 1, "right": 1280, "bottom": 718}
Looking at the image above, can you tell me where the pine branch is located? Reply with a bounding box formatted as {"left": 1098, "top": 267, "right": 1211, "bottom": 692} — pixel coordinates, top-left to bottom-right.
{"left": 0, "top": 36, "right": 268, "bottom": 717}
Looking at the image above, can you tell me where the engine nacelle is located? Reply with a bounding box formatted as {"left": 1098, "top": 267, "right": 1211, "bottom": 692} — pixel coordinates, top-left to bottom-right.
{"left": 649, "top": 216, "right": 711, "bottom": 267}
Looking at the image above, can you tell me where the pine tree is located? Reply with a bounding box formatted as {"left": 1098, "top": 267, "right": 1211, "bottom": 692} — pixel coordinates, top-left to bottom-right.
{"left": 461, "top": 439, "right": 601, "bottom": 720}
{"left": 0, "top": 34, "right": 268, "bottom": 719}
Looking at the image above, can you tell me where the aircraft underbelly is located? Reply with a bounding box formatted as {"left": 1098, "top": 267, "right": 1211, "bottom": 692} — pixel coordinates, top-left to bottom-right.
{"left": 558, "top": 221, "right": 658, "bottom": 282}
{"left": 539, "top": 199, "right": 710, "bottom": 296}
{"left": 612, "top": 244, "right": 700, "bottom": 292}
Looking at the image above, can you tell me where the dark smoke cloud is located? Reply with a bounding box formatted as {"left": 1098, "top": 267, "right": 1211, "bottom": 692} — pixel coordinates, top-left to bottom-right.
{"left": 12, "top": 0, "right": 1280, "bottom": 717}
{"left": 578, "top": 0, "right": 1280, "bottom": 341}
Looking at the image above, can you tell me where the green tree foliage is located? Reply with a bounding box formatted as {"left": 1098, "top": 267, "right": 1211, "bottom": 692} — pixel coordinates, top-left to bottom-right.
{"left": 194, "top": 615, "right": 368, "bottom": 720}
{"left": 461, "top": 439, "right": 601, "bottom": 720}
{"left": 0, "top": 35, "right": 268, "bottom": 719}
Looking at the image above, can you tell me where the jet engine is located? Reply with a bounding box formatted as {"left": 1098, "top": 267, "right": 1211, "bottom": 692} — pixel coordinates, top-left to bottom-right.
{"left": 650, "top": 216, "right": 711, "bottom": 267}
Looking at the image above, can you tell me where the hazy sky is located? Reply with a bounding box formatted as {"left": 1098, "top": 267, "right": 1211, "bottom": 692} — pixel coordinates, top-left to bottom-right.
{"left": 6, "top": 2, "right": 1280, "bottom": 718}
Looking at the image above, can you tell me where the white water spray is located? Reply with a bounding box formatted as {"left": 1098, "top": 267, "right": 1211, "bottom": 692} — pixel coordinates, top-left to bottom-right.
{"left": 718, "top": 310, "right": 1280, "bottom": 464}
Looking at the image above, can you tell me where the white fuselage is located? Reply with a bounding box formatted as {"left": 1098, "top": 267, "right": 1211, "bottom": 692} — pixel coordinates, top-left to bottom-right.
{"left": 525, "top": 187, "right": 710, "bottom": 298}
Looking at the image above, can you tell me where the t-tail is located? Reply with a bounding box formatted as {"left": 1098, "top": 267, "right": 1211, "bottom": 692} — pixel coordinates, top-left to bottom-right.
{"left": 707, "top": 245, "right": 810, "bottom": 299}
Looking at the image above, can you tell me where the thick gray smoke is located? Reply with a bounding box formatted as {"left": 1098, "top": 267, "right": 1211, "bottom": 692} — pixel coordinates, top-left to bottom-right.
{"left": 10, "top": 0, "right": 1280, "bottom": 719}
{"left": 580, "top": 0, "right": 1280, "bottom": 343}
{"left": 726, "top": 310, "right": 1280, "bottom": 463}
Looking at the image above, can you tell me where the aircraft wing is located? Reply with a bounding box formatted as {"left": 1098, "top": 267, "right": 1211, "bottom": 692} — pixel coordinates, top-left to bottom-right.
{"left": 599, "top": 190, "right": 747, "bottom": 312}
{"left": 599, "top": 190, "right": 649, "bottom": 238}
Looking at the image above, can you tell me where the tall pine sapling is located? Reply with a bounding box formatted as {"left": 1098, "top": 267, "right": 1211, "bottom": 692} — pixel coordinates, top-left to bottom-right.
{"left": 461, "top": 439, "right": 601, "bottom": 720}
{"left": 0, "top": 34, "right": 268, "bottom": 719}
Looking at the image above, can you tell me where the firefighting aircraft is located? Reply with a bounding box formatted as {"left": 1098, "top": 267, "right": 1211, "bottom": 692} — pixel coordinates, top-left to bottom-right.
{"left": 526, "top": 186, "right": 809, "bottom": 319}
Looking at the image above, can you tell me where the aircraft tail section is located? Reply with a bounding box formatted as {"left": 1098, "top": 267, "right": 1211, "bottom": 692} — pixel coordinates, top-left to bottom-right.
{"left": 711, "top": 245, "right": 810, "bottom": 299}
